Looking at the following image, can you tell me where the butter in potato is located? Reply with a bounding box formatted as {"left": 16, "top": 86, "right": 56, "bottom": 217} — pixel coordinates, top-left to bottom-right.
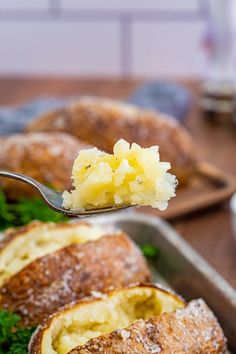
{"left": 62, "top": 139, "right": 177, "bottom": 210}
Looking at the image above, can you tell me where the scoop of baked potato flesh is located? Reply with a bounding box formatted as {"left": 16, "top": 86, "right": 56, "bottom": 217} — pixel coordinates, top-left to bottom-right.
{"left": 34, "top": 286, "right": 184, "bottom": 354}
{"left": 62, "top": 139, "right": 177, "bottom": 211}
{"left": 0, "top": 222, "right": 106, "bottom": 286}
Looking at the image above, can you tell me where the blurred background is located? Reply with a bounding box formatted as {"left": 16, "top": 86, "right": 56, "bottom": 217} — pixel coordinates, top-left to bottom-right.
{"left": 0, "top": 0, "right": 220, "bottom": 79}
{"left": 0, "top": 0, "right": 236, "bottom": 349}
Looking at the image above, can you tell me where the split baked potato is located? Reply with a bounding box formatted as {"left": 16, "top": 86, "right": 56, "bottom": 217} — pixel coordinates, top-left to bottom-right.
{"left": 26, "top": 97, "right": 196, "bottom": 184}
{"left": 0, "top": 132, "right": 90, "bottom": 199}
{"left": 0, "top": 221, "right": 150, "bottom": 327}
{"left": 29, "top": 284, "right": 226, "bottom": 354}
{"left": 0, "top": 221, "right": 107, "bottom": 287}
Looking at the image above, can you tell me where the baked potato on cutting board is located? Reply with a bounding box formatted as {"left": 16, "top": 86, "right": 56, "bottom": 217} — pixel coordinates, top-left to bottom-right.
{"left": 26, "top": 97, "right": 196, "bottom": 184}
{"left": 0, "top": 132, "right": 90, "bottom": 199}
{"left": 0, "top": 221, "right": 150, "bottom": 327}
{"left": 29, "top": 284, "right": 227, "bottom": 354}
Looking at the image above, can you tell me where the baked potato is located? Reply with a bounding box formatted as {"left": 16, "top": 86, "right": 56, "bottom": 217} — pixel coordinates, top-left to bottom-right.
{"left": 0, "top": 221, "right": 109, "bottom": 287}
{"left": 26, "top": 97, "right": 196, "bottom": 184}
{"left": 0, "top": 132, "right": 90, "bottom": 199}
{"left": 0, "top": 221, "right": 151, "bottom": 327}
{"left": 29, "top": 284, "right": 226, "bottom": 354}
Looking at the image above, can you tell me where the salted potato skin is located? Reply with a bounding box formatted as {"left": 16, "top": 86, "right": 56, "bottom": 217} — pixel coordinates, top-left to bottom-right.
{"left": 0, "top": 220, "right": 109, "bottom": 287}
{"left": 0, "top": 233, "right": 151, "bottom": 327}
{"left": 69, "top": 299, "right": 226, "bottom": 354}
{"left": 29, "top": 284, "right": 226, "bottom": 354}
{"left": 26, "top": 97, "right": 196, "bottom": 184}
{"left": 0, "top": 132, "right": 90, "bottom": 199}
{"left": 29, "top": 283, "right": 185, "bottom": 354}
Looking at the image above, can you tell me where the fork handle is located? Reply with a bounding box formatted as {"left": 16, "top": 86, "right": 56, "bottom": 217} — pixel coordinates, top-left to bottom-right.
{"left": 0, "top": 170, "right": 41, "bottom": 191}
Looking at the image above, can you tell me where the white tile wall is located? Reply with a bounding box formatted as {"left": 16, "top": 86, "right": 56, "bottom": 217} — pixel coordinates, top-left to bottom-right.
{"left": 0, "top": 21, "right": 121, "bottom": 76}
{"left": 132, "top": 21, "right": 205, "bottom": 78}
{"left": 0, "top": 0, "right": 49, "bottom": 10}
{"left": 0, "top": 1, "right": 208, "bottom": 78}
{"left": 61, "top": 0, "right": 199, "bottom": 12}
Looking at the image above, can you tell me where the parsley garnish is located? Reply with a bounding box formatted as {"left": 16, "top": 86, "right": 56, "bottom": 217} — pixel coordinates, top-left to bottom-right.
{"left": 0, "top": 191, "right": 15, "bottom": 230}
{"left": 0, "top": 189, "right": 68, "bottom": 231}
{"left": 140, "top": 244, "right": 160, "bottom": 259}
{"left": 0, "top": 309, "right": 35, "bottom": 354}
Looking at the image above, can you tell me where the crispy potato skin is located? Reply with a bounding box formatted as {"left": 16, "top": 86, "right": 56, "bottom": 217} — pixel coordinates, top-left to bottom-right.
{"left": 0, "top": 220, "right": 97, "bottom": 285}
{"left": 26, "top": 98, "right": 196, "bottom": 184}
{"left": 0, "top": 132, "right": 89, "bottom": 199}
{"left": 29, "top": 283, "right": 185, "bottom": 354}
{"left": 0, "top": 233, "right": 151, "bottom": 327}
{"left": 69, "top": 299, "right": 226, "bottom": 354}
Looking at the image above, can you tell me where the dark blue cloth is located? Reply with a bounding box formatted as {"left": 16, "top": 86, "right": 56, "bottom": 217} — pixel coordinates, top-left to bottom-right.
{"left": 128, "top": 81, "right": 191, "bottom": 121}
{"left": 0, "top": 97, "right": 67, "bottom": 135}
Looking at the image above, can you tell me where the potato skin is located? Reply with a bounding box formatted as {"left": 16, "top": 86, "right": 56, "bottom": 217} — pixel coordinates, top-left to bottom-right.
{"left": 0, "top": 233, "right": 151, "bottom": 327}
{"left": 69, "top": 299, "right": 226, "bottom": 354}
{"left": 26, "top": 98, "right": 196, "bottom": 184}
{"left": 0, "top": 220, "right": 104, "bottom": 286}
{"left": 0, "top": 132, "right": 89, "bottom": 199}
{"left": 29, "top": 283, "right": 185, "bottom": 354}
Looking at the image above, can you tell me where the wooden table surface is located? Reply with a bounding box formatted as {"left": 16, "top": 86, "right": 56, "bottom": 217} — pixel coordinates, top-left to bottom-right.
{"left": 0, "top": 77, "right": 236, "bottom": 289}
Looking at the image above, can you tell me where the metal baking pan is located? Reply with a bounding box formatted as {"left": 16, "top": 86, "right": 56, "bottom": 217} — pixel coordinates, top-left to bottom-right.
{"left": 92, "top": 211, "right": 236, "bottom": 352}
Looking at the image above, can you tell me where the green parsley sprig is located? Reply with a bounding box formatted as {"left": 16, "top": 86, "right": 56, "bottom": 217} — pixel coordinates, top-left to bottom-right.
{"left": 0, "top": 309, "right": 35, "bottom": 354}
{"left": 140, "top": 244, "right": 160, "bottom": 259}
{"left": 0, "top": 189, "right": 68, "bottom": 231}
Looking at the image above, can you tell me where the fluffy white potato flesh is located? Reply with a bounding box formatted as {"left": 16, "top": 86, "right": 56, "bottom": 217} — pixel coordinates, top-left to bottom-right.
{"left": 39, "top": 286, "right": 185, "bottom": 354}
{"left": 62, "top": 139, "right": 177, "bottom": 210}
{"left": 0, "top": 222, "right": 108, "bottom": 286}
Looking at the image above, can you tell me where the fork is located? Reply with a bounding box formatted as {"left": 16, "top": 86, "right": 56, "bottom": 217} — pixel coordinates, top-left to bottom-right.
{"left": 0, "top": 171, "right": 130, "bottom": 217}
